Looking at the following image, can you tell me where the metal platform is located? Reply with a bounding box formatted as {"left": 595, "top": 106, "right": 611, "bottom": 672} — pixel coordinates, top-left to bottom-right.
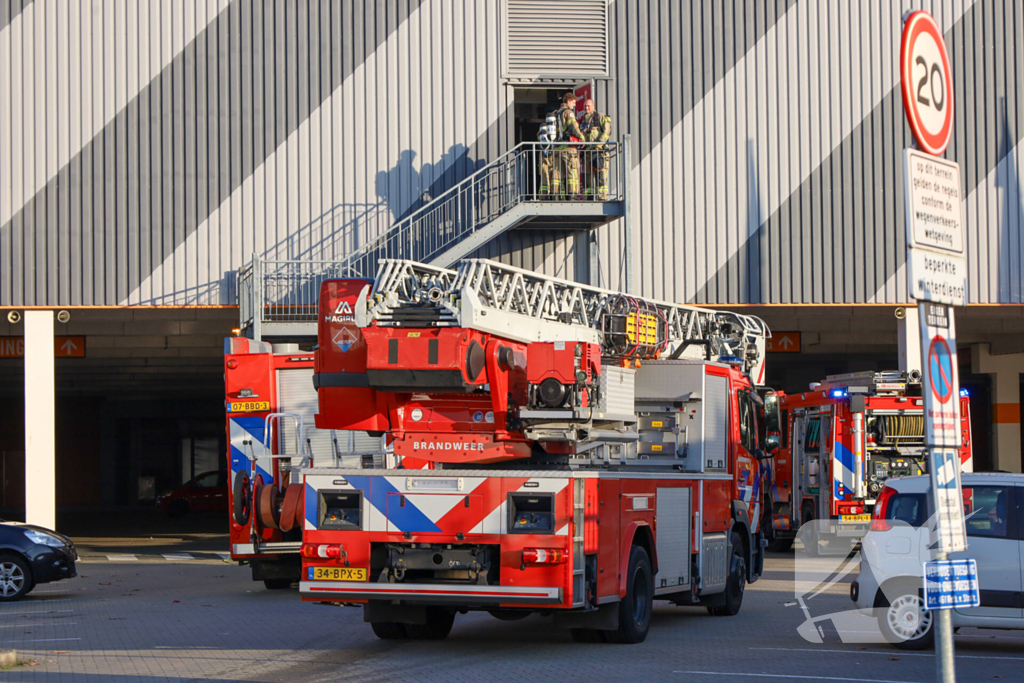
{"left": 239, "top": 139, "right": 631, "bottom": 341}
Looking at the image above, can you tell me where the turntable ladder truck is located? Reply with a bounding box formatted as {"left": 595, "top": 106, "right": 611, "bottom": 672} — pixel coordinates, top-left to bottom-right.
{"left": 300, "top": 258, "right": 781, "bottom": 643}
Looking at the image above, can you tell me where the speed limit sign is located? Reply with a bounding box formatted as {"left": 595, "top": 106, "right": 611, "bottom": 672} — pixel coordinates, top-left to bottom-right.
{"left": 900, "top": 11, "right": 954, "bottom": 156}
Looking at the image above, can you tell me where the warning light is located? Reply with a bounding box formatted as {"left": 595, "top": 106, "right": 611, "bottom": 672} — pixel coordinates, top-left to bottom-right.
{"left": 226, "top": 359, "right": 238, "bottom": 369}
{"left": 959, "top": 388, "right": 970, "bottom": 397}
{"left": 830, "top": 389, "right": 848, "bottom": 399}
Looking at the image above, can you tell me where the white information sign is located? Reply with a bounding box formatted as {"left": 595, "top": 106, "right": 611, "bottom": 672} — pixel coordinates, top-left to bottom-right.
{"left": 909, "top": 249, "right": 967, "bottom": 307}
{"left": 929, "top": 448, "right": 968, "bottom": 552}
{"left": 919, "top": 302, "right": 961, "bottom": 448}
{"left": 904, "top": 150, "right": 967, "bottom": 306}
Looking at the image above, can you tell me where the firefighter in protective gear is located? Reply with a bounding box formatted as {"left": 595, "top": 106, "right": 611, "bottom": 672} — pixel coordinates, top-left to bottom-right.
{"left": 537, "top": 115, "right": 557, "bottom": 198}
{"left": 580, "top": 99, "right": 613, "bottom": 200}
{"left": 552, "top": 93, "right": 586, "bottom": 198}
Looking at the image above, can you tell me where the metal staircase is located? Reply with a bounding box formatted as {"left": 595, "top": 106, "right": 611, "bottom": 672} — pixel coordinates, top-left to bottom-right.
{"left": 240, "top": 138, "right": 630, "bottom": 340}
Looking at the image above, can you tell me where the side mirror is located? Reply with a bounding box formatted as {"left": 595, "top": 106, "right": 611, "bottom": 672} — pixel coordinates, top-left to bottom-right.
{"left": 763, "top": 391, "right": 781, "bottom": 433}
{"left": 764, "top": 434, "right": 780, "bottom": 454}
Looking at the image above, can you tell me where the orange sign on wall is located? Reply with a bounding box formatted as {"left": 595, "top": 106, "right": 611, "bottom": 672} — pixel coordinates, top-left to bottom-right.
{"left": 766, "top": 332, "right": 801, "bottom": 353}
{"left": 0, "top": 336, "right": 86, "bottom": 358}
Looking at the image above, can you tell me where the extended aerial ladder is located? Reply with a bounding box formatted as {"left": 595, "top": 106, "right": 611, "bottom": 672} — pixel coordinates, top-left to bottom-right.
{"left": 358, "top": 258, "right": 771, "bottom": 382}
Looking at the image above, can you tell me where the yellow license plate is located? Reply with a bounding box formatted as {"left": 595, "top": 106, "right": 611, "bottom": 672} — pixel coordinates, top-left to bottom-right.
{"left": 227, "top": 400, "right": 270, "bottom": 413}
{"left": 312, "top": 566, "right": 367, "bottom": 581}
{"left": 840, "top": 514, "right": 871, "bottom": 523}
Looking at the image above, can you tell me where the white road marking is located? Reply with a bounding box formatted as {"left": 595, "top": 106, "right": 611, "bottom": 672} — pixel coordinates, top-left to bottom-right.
{"left": 674, "top": 672, "right": 918, "bottom": 683}
{"left": 0, "top": 622, "right": 76, "bottom": 629}
{"left": 106, "top": 555, "right": 138, "bottom": 562}
{"left": 749, "top": 646, "right": 1024, "bottom": 662}
{"left": 162, "top": 554, "right": 194, "bottom": 561}
{"left": 216, "top": 552, "right": 232, "bottom": 560}
{"left": 0, "top": 610, "right": 75, "bottom": 615}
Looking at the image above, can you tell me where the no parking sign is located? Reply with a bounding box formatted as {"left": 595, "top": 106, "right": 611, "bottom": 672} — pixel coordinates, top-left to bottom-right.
{"left": 920, "top": 302, "right": 966, "bottom": 553}
{"left": 920, "top": 303, "right": 960, "bottom": 447}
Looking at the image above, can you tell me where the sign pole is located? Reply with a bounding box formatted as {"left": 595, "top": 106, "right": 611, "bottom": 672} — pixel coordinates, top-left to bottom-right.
{"left": 899, "top": 11, "right": 968, "bottom": 682}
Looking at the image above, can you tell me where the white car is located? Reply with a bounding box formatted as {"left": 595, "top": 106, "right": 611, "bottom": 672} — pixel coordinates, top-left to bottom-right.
{"left": 851, "top": 472, "right": 1023, "bottom": 649}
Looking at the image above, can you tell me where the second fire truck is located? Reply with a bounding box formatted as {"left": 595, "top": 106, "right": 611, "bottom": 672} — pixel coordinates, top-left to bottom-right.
{"left": 763, "top": 370, "right": 973, "bottom": 554}
{"left": 298, "top": 258, "right": 780, "bottom": 643}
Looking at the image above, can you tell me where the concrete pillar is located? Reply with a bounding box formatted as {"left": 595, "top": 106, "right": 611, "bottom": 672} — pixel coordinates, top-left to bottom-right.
{"left": 897, "top": 306, "right": 922, "bottom": 376}
{"left": 972, "top": 344, "right": 1024, "bottom": 473}
{"left": 24, "top": 311, "right": 56, "bottom": 528}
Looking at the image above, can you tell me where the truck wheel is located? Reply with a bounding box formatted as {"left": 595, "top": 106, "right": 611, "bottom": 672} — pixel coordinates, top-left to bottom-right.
{"left": 404, "top": 608, "right": 455, "bottom": 640}
{"left": 801, "top": 504, "right": 819, "bottom": 556}
{"left": 262, "top": 578, "right": 292, "bottom": 590}
{"left": 606, "top": 545, "right": 653, "bottom": 644}
{"left": 763, "top": 501, "right": 793, "bottom": 552}
{"left": 708, "top": 532, "right": 746, "bottom": 617}
{"left": 876, "top": 584, "right": 935, "bottom": 650}
{"left": 370, "top": 621, "right": 409, "bottom": 640}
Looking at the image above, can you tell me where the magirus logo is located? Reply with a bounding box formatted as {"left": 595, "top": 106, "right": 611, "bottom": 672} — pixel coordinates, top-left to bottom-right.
{"left": 326, "top": 300, "right": 355, "bottom": 324}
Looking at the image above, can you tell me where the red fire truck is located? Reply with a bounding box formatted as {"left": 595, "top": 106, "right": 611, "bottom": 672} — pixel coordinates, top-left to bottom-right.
{"left": 763, "top": 371, "right": 973, "bottom": 554}
{"left": 224, "top": 336, "right": 387, "bottom": 588}
{"left": 298, "top": 259, "right": 780, "bottom": 643}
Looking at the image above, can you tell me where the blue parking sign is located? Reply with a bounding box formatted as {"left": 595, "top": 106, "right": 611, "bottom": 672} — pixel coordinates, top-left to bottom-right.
{"left": 923, "top": 559, "right": 980, "bottom": 611}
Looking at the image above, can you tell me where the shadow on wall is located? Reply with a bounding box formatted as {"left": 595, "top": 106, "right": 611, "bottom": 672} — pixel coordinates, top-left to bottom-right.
{"left": 130, "top": 145, "right": 486, "bottom": 306}
{"left": 997, "top": 97, "right": 1023, "bottom": 303}
{"left": 376, "top": 144, "right": 487, "bottom": 224}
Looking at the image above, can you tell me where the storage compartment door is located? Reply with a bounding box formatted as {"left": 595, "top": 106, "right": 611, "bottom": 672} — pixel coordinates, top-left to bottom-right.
{"left": 655, "top": 487, "right": 691, "bottom": 589}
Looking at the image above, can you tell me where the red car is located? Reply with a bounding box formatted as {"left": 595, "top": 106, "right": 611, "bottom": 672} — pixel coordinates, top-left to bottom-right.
{"left": 158, "top": 471, "right": 229, "bottom": 516}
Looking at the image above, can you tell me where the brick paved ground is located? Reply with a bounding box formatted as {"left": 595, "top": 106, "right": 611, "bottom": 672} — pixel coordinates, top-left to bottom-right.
{"left": 1, "top": 549, "right": 1022, "bottom": 683}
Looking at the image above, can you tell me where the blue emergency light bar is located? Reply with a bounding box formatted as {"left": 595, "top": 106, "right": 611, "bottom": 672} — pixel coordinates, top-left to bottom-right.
{"left": 830, "top": 388, "right": 848, "bottom": 399}
{"left": 959, "top": 388, "right": 970, "bottom": 397}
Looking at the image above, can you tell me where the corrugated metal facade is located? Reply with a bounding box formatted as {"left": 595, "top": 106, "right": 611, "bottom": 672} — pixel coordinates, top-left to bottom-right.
{"left": 1, "top": 0, "right": 1021, "bottom": 306}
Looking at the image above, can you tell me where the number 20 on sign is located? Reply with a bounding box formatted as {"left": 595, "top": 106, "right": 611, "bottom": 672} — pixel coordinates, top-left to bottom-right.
{"left": 901, "top": 10, "right": 954, "bottom": 155}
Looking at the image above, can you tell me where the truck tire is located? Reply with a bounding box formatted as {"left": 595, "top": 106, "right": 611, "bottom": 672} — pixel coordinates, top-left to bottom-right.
{"left": 708, "top": 532, "right": 745, "bottom": 617}
{"left": 763, "top": 500, "right": 793, "bottom": 552}
{"left": 370, "top": 621, "right": 409, "bottom": 640}
{"left": 801, "top": 503, "right": 820, "bottom": 556}
{"left": 262, "top": 578, "right": 292, "bottom": 590}
{"left": 404, "top": 608, "right": 455, "bottom": 640}
{"left": 606, "top": 545, "right": 653, "bottom": 644}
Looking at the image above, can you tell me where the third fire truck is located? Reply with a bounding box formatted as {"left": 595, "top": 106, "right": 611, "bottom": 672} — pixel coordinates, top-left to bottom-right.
{"left": 764, "top": 370, "right": 973, "bottom": 554}
{"left": 297, "top": 258, "right": 781, "bottom": 643}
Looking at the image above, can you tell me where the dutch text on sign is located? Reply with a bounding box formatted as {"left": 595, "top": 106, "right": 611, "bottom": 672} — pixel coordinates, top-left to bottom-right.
{"left": 930, "top": 448, "right": 968, "bottom": 552}
{"left": 904, "top": 150, "right": 967, "bottom": 306}
{"left": 0, "top": 336, "right": 86, "bottom": 358}
{"left": 924, "top": 559, "right": 979, "bottom": 610}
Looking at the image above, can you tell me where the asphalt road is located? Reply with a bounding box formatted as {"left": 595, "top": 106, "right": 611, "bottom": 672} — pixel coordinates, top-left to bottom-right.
{"left": 1, "top": 549, "right": 1022, "bottom": 683}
